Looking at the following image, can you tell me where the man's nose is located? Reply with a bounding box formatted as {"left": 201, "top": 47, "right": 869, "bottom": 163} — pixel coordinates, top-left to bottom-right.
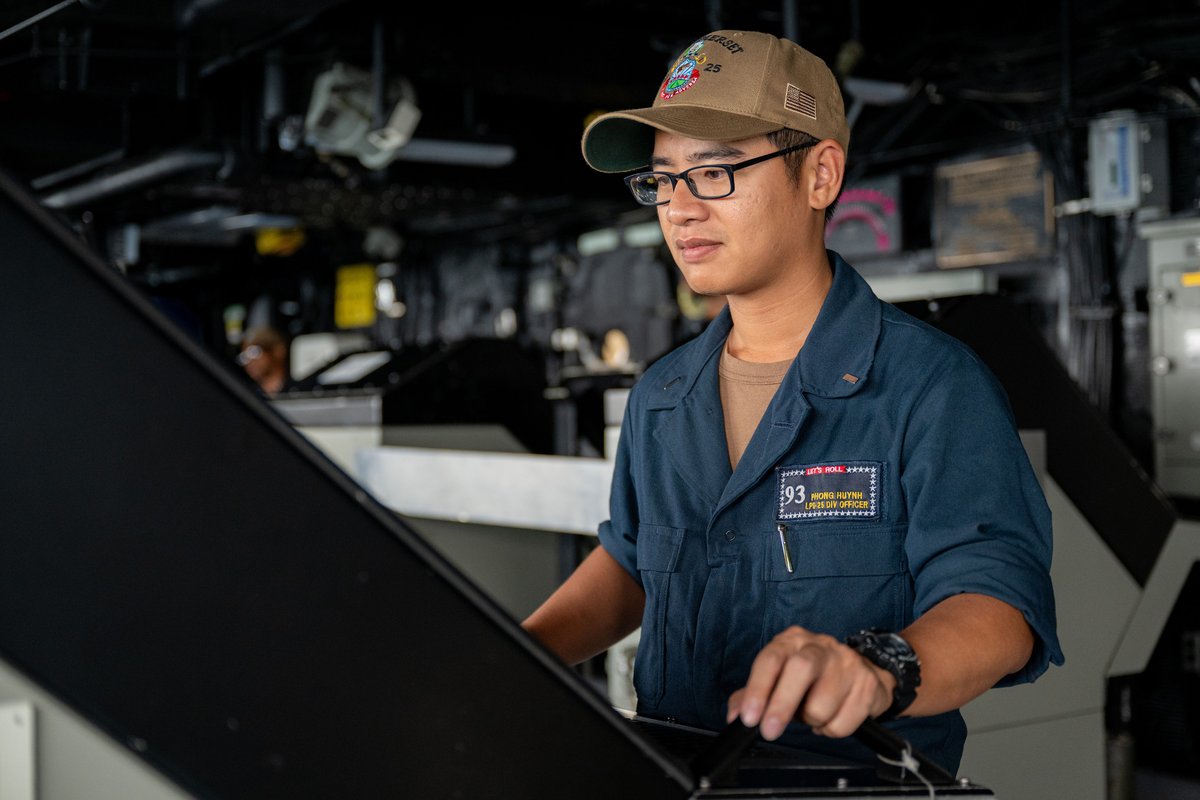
{"left": 663, "top": 178, "right": 707, "bottom": 223}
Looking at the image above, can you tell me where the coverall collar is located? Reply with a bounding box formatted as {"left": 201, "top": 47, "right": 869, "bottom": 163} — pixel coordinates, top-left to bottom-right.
{"left": 648, "top": 250, "right": 881, "bottom": 409}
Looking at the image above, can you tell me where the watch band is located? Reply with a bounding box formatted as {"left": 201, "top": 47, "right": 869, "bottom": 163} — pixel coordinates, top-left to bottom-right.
{"left": 845, "top": 629, "right": 921, "bottom": 722}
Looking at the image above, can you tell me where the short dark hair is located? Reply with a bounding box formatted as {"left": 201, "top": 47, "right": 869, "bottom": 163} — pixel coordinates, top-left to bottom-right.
{"left": 766, "top": 128, "right": 841, "bottom": 221}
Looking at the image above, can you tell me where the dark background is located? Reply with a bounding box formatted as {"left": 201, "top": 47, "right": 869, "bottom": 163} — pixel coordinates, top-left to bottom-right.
{"left": 4, "top": 0, "right": 1199, "bottom": 244}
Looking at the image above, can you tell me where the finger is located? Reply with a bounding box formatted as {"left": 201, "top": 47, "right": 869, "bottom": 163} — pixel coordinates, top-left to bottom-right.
{"left": 808, "top": 670, "right": 876, "bottom": 738}
{"left": 736, "top": 646, "right": 789, "bottom": 727}
{"left": 726, "top": 689, "right": 745, "bottom": 724}
{"left": 758, "top": 646, "right": 825, "bottom": 740}
{"left": 796, "top": 642, "right": 873, "bottom": 729}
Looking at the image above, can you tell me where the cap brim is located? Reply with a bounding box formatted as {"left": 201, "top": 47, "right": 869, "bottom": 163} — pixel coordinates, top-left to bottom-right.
{"left": 581, "top": 106, "right": 783, "bottom": 173}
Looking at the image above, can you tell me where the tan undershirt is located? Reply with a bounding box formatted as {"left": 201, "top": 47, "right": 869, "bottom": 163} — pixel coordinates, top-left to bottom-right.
{"left": 718, "top": 337, "right": 793, "bottom": 470}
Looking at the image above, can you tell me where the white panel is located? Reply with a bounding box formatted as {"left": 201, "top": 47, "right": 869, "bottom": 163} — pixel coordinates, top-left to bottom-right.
{"left": 295, "top": 425, "right": 381, "bottom": 476}
{"left": 862, "top": 268, "right": 990, "bottom": 303}
{"left": 0, "top": 702, "right": 35, "bottom": 800}
{"left": 959, "top": 712, "right": 1105, "bottom": 800}
{"left": 356, "top": 447, "right": 613, "bottom": 535}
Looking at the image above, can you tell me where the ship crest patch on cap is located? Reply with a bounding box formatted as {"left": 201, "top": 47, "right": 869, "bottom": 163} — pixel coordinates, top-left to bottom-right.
{"left": 661, "top": 39, "right": 708, "bottom": 100}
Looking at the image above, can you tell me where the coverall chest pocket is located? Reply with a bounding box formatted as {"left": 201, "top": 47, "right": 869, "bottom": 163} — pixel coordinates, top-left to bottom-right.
{"left": 762, "top": 524, "right": 907, "bottom": 642}
{"left": 634, "top": 523, "right": 685, "bottom": 709}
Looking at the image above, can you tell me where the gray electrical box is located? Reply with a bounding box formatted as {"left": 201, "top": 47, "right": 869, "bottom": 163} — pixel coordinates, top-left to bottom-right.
{"left": 1140, "top": 217, "right": 1200, "bottom": 499}
{"left": 1089, "top": 111, "right": 1170, "bottom": 217}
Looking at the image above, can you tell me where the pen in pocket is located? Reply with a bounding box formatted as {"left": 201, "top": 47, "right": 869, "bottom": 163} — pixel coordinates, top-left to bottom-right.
{"left": 776, "top": 523, "right": 794, "bottom": 574}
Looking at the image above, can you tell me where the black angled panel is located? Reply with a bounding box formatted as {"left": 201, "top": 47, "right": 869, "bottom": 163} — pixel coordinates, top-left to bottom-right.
{"left": 0, "top": 169, "right": 689, "bottom": 800}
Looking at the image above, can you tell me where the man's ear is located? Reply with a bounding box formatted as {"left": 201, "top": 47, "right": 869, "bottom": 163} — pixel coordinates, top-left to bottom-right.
{"left": 808, "top": 140, "right": 845, "bottom": 212}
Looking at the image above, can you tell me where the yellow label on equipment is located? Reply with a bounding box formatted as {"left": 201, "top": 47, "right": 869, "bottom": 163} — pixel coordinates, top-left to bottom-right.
{"left": 1182, "top": 271, "right": 1200, "bottom": 288}
{"left": 256, "top": 228, "right": 306, "bottom": 257}
{"left": 335, "top": 264, "right": 377, "bottom": 329}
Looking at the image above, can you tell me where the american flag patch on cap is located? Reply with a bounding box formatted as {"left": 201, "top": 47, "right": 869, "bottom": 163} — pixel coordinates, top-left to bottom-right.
{"left": 785, "top": 84, "right": 817, "bottom": 119}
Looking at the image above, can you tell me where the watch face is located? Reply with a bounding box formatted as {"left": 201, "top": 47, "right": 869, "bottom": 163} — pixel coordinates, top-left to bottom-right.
{"left": 852, "top": 631, "right": 920, "bottom": 677}
{"left": 877, "top": 632, "right": 918, "bottom": 663}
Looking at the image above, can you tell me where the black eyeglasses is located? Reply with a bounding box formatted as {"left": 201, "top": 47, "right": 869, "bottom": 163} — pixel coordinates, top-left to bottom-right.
{"left": 623, "top": 144, "right": 807, "bottom": 207}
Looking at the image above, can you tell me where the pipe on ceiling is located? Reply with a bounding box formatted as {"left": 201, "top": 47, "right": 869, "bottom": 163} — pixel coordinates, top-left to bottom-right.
{"left": 40, "top": 149, "right": 226, "bottom": 210}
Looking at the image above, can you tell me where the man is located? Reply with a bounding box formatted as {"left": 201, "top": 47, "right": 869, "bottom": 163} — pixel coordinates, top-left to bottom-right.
{"left": 238, "top": 325, "right": 291, "bottom": 395}
{"left": 523, "top": 29, "right": 1062, "bottom": 773}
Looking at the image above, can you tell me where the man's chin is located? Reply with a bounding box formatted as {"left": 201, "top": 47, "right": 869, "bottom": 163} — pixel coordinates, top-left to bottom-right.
{"left": 681, "top": 279, "right": 734, "bottom": 298}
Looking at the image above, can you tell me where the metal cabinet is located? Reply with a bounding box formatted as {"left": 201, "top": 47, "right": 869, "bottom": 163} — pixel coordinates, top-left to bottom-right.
{"left": 1141, "top": 218, "right": 1200, "bottom": 499}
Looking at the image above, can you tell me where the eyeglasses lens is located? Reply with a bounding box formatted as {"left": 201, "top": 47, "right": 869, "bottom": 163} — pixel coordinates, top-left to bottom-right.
{"left": 628, "top": 168, "right": 732, "bottom": 206}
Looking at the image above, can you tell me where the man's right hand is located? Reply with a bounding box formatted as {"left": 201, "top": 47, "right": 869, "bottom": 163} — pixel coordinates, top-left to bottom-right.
{"left": 726, "top": 625, "right": 894, "bottom": 741}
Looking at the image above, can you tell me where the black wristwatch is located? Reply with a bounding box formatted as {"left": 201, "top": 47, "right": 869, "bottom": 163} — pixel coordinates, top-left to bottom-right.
{"left": 846, "top": 629, "right": 921, "bottom": 721}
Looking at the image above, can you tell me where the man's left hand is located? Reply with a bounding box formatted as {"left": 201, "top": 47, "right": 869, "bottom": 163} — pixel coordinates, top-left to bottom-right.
{"left": 726, "top": 625, "right": 895, "bottom": 740}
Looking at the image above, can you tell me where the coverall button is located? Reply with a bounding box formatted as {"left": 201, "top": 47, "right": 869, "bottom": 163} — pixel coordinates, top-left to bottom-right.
{"left": 724, "top": 529, "right": 737, "bottom": 541}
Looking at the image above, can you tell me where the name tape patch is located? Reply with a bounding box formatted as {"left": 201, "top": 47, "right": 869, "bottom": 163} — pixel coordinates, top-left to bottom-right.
{"left": 777, "top": 461, "right": 881, "bottom": 520}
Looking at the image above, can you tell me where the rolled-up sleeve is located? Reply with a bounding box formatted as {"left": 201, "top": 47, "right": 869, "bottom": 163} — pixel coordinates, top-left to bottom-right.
{"left": 900, "top": 350, "right": 1065, "bottom": 686}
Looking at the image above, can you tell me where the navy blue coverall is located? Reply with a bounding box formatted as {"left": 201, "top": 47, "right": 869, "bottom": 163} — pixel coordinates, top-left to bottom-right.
{"left": 598, "top": 251, "right": 1064, "bottom": 772}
